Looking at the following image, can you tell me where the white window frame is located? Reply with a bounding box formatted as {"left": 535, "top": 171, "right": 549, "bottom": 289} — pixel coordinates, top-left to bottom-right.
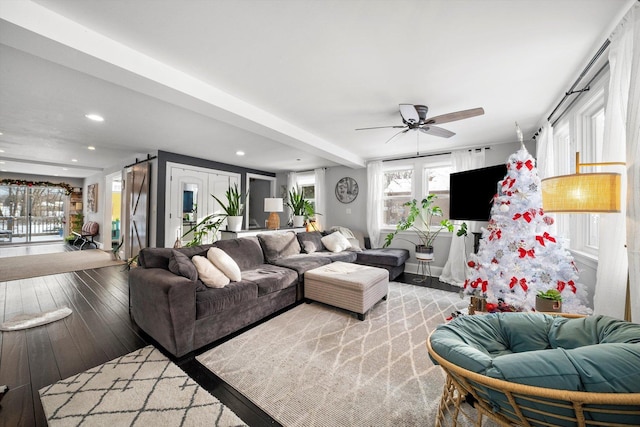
{"left": 380, "top": 154, "right": 452, "bottom": 230}
{"left": 551, "top": 69, "right": 607, "bottom": 258}
{"left": 296, "top": 171, "right": 315, "bottom": 207}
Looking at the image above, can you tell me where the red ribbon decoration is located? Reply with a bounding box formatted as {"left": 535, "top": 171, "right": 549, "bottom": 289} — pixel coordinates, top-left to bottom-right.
{"left": 509, "top": 276, "right": 528, "bottom": 291}
{"left": 518, "top": 248, "right": 535, "bottom": 258}
{"left": 557, "top": 280, "right": 576, "bottom": 293}
{"left": 489, "top": 229, "right": 502, "bottom": 241}
{"left": 513, "top": 212, "right": 533, "bottom": 223}
{"left": 535, "top": 232, "right": 557, "bottom": 247}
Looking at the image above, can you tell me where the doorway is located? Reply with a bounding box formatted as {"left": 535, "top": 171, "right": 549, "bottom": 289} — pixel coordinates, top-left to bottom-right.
{"left": 0, "top": 184, "right": 66, "bottom": 245}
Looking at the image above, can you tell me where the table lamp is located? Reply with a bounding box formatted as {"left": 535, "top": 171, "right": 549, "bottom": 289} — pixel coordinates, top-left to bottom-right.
{"left": 264, "top": 198, "right": 283, "bottom": 230}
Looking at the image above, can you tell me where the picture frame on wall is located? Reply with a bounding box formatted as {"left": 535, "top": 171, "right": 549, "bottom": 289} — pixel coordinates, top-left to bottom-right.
{"left": 87, "top": 183, "right": 98, "bottom": 212}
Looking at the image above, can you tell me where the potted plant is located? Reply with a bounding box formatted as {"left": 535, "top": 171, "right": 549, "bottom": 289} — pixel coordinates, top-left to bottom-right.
{"left": 382, "top": 194, "right": 454, "bottom": 261}
{"left": 212, "top": 184, "right": 248, "bottom": 232}
{"left": 536, "top": 289, "right": 563, "bottom": 313}
{"left": 286, "top": 188, "right": 309, "bottom": 227}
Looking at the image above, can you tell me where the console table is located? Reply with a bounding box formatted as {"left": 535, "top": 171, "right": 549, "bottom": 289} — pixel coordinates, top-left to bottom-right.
{"left": 220, "top": 227, "right": 305, "bottom": 240}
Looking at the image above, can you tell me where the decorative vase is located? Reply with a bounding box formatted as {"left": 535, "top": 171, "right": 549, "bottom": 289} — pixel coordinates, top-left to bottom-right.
{"left": 535, "top": 296, "right": 562, "bottom": 313}
{"left": 227, "top": 216, "right": 243, "bottom": 232}
{"left": 293, "top": 215, "right": 305, "bottom": 227}
{"left": 415, "top": 245, "right": 434, "bottom": 261}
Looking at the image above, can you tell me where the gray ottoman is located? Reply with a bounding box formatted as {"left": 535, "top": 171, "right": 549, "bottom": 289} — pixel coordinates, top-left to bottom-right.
{"left": 304, "top": 261, "right": 389, "bottom": 320}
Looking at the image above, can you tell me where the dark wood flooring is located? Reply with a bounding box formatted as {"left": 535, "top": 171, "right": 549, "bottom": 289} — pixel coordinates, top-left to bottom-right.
{"left": 0, "top": 243, "right": 458, "bottom": 427}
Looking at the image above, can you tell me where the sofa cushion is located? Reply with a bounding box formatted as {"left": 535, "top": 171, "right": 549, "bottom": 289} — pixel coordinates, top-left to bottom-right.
{"left": 272, "top": 254, "right": 331, "bottom": 278}
{"left": 207, "top": 247, "right": 241, "bottom": 282}
{"left": 168, "top": 250, "right": 198, "bottom": 282}
{"left": 296, "top": 231, "right": 326, "bottom": 254}
{"left": 308, "top": 250, "right": 358, "bottom": 263}
{"left": 192, "top": 255, "right": 230, "bottom": 288}
{"left": 356, "top": 248, "right": 409, "bottom": 267}
{"left": 212, "top": 237, "right": 265, "bottom": 270}
{"left": 195, "top": 281, "right": 258, "bottom": 318}
{"left": 321, "top": 231, "right": 351, "bottom": 252}
{"left": 258, "top": 231, "right": 301, "bottom": 263}
{"left": 242, "top": 265, "right": 298, "bottom": 296}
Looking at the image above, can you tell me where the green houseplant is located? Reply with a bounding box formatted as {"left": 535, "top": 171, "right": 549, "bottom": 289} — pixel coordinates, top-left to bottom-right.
{"left": 286, "top": 188, "right": 316, "bottom": 227}
{"left": 383, "top": 194, "right": 454, "bottom": 260}
{"left": 536, "top": 289, "right": 563, "bottom": 313}
{"left": 212, "top": 183, "right": 248, "bottom": 232}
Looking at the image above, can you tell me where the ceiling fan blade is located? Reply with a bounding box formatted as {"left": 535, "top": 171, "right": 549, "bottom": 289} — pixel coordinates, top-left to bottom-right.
{"left": 419, "top": 125, "right": 455, "bottom": 138}
{"left": 355, "top": 125, "right": 407, "bottom": 131}
{"left": 399, "top": 104, "right": 419, "bottom": 124}
{"left": 385, "top": 128, "right": 410, "bottom": 144}
{"left": 426, "top": 107, "right": 485, "bottom": 125}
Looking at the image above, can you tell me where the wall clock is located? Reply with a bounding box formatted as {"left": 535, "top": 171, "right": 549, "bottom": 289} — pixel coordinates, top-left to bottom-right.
{"left": 335, "top": 177, "right": 359, "bottom": 204}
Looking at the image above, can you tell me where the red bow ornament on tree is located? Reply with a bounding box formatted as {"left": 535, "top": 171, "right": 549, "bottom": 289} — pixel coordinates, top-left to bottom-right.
{"left": 535, "top": 232, "right": 557, "bottom": 247}
{"left": 557, "top": 280, "right": 577, "bottom": 293}
{"left": 509, "top": 276, "right": 528, "bottom": 291}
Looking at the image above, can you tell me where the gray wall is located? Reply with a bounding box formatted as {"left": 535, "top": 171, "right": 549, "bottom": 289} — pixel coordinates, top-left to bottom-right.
{"left": 324, "top": 167, "right": 367, "bottom": 232}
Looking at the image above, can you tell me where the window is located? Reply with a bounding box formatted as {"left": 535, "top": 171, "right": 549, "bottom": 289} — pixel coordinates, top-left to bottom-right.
{"left": 382, "top": 168, "right": 413, "bottom": 226}
{"left": 551, "top": 68, "right": 607, "bottom": 256}
{"left": 296, "top": 172, "right": 315, "bottom": 210}
{"left": 381, "top": 154, "right": 453, "bottom": 227}
{"left": 424, "top": 165, "right": 452, "bottom": 225}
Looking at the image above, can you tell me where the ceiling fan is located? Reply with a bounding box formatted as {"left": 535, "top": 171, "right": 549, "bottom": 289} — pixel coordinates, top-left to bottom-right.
{"left": 356, "top": 104, "right": 484, "bottom": 144}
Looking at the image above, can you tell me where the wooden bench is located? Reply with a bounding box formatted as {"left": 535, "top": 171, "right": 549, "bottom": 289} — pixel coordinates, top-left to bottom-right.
{"left": 72, "top": 221, "right": 99, "bottom": 250}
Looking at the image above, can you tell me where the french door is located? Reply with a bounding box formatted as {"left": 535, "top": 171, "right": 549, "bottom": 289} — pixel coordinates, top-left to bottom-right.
{"left": 0, "top": 184, "right": 67, "bottom": 244}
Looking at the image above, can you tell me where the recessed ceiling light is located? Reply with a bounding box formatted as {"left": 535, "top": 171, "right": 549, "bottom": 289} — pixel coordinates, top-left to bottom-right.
{"left": 71, "top": 158, "right": 78, "bottom": 162}
{"left": 88, "top": 146, "right": 96, "bottom": 150}
{"left": 0, "top": 161, "right": 4, "bottom": 164}
{"left": 0, "top": 132, "right": 3, "bottom": 135}
{"left": 85, "top": 114, "right": 104, "bottom": 122}
{"left": 0, "top": 149, "right": 4, "bottom": 153}
{"left": 236, "top": 150, "right": 245, "bottom": 156}
{"left": 62, "top": 168, "right": 68, "bottom": 171}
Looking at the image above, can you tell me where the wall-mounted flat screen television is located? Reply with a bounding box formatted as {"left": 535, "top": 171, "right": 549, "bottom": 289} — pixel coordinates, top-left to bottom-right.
{"left": 449, "top": 164, "right": 507, "bottom": 221}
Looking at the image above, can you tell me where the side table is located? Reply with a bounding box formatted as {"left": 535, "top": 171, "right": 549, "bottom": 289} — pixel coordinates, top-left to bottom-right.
{"left": 413, "top": 259, "right": 433, "bottom": 284}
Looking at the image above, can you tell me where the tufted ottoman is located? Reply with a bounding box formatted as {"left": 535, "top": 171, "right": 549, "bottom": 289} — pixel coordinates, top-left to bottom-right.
{"left": 304, "top": 261, "right": 388, "bottom": 320}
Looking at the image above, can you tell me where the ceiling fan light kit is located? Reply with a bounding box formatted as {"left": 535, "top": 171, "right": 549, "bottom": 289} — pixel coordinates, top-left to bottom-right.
{"left": 357, "top": 103, "right": 485, "bottom": 144}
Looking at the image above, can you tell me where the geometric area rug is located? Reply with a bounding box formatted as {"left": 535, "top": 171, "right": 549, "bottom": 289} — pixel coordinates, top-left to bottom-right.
{"left": 39, "top": 346, "right": 247, "bottom": 427}
{"left": 197, "top": 282, "right": 478, "bottom": 427}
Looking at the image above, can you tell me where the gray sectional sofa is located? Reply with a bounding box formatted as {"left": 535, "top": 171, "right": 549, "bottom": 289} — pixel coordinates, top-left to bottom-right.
{"left": 129, "top": 230, "right": 409, "bottom": 357}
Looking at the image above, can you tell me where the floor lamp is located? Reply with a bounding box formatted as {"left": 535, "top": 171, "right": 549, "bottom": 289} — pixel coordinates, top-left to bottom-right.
{"left": 541, "top": 152, "right": 629, "bottom": 319}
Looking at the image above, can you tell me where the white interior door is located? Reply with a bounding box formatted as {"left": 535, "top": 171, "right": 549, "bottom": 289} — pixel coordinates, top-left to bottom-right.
{"left": 166, "top": 166, "right": 207, "bottom": 247}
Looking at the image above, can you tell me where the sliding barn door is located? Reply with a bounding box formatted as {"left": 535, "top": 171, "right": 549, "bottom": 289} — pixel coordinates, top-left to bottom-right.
{"left": 126, "top": 162, "right": 150, "bottom": 260}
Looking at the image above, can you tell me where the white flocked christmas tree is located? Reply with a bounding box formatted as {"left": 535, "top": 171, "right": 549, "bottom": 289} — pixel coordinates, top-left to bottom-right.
{"left": 464, "top": 141, "right": 592, "bottom": 314}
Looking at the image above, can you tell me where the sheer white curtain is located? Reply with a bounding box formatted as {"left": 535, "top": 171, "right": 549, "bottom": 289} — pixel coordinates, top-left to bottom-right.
{"left": 286, "top": 172, "right": 297, "bottom": 225}
{"left": 366, "top": 161, "right": 383, "bottom": 248}
{"left": 314, "top": 168, "right": 326, "bottom": 231}
{"left": 440, "top": 149, "right": 485, "bottom": 286}
{"left": 594, "top": 3, "right": 638, "bottom": 320}
{"left": 535, "top": 122, "right": 558, "bottom": 235}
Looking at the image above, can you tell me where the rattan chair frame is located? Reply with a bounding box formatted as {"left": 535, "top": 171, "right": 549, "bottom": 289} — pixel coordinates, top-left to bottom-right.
{"left": 427, "top": 331, "right": 640, "bottom": 427}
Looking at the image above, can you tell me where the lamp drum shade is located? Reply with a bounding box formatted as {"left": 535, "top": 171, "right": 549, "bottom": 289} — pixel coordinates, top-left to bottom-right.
{"left": 541, "top": 173, "right": 621, "bottom": 213}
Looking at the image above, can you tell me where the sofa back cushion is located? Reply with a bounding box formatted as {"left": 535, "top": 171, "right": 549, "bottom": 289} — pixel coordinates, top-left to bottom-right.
{"left": 258, "top": 231, "right": 301, "bottom": 263}
{"left": 296, "top": 231, "right": 325, "bottom": 254}
{"left": 212, "top": 236, "right": 264, "bottom": 270}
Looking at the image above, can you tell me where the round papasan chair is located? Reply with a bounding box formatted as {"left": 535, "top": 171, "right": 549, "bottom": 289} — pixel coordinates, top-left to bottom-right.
{"left": 427, "top": 313, "right": 640, "bottom": 426}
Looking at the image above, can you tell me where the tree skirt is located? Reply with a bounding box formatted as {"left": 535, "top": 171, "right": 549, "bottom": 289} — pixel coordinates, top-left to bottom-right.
{"left": 39, "top": 346, "right": 247, "bottom": 427}
{"left": 0, "top": 306, "right": 72, "bottom": 331}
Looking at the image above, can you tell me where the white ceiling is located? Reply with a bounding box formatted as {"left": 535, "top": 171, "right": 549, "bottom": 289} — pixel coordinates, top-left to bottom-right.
{"left": 0, "top": 0, "right": 634, "bottom": 178}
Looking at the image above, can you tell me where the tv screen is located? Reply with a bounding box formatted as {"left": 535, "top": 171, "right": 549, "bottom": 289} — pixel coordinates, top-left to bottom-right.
{"left": 449, "top": 164, "right": 507, "bottom": 221}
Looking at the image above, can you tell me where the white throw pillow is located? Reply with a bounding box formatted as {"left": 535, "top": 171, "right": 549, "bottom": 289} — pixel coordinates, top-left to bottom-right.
{"left": 321, "top": 231, "right": 352, "bottom": 253}
{"left": 207, "top": 247, "right": 242, "bottom": 282}
{"left": 192, "top": 255, "right": 230, "bottom": 288}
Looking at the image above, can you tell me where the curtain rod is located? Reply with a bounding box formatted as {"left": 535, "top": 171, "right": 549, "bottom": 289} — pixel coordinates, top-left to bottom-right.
{"left": 380, "top": 147, "right": 490, "bottom": 163}
{"left": 532, "top": 38, "right": 611, "bottom": 141}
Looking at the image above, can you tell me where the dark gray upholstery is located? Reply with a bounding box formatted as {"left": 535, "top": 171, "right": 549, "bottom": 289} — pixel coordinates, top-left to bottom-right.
{"left": 129, "top": 231, "right": 408, "bottom": 357}
{"left": 355, "top": 248, "right": 410, "bottom": 281}
{"left": 258, "top": 231, "right": 302, "bottom": 263}
{"left": 296, "top": 231, "right": 326, "bottom": 253}
{"left": 196, "top": 281, "right": 258, "bottom": 317}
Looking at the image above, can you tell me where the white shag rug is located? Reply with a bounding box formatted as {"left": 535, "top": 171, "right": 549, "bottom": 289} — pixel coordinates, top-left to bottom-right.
{"left": 0, "top": 306, "right": 72, "bottom": 331}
